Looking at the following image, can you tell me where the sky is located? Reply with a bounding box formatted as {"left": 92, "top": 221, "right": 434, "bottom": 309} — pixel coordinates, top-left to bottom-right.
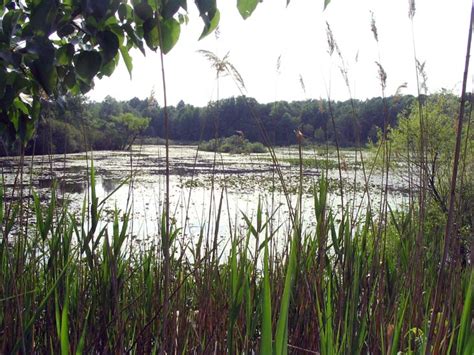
{"left": 89, "top": 0, "right": 473, "bottom": 107}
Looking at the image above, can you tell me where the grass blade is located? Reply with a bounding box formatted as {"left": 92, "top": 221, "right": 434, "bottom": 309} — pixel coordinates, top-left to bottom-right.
{"left": 275, "top": 229, "right": 297, "bottom": 355}
{"left": 260, "top": 240, "right": 273, "bottom": 354}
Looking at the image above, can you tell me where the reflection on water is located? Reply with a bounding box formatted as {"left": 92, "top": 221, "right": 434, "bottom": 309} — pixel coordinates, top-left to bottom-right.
{"left": 38, "top": 178, "right": 87, "bottom": 195}
{"left": 101, "top": 178, "right": 121, "bottom": 194}
{"left": 0, "top": 145, "right": 409, "bottom": 249}
{"left": 36, "top": 177, "right": 120, "bottom": 195}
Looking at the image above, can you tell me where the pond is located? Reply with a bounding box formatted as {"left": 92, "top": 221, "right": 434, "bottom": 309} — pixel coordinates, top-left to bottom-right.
{"left": 0, "top": 145, "right": 409, "bottom": 250}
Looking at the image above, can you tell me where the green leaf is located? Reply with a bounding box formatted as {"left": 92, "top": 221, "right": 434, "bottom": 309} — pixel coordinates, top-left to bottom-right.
{"left": 118, "top": 3, "right": 133, "bottom": 22}
{"left": 75, "top": 308, "right": 90, "bottom": 355}
{"left": 57, "top": 24, "right": 75, "bottom": 37}
{"left": 64, "top": 70, "right": 76, "bottom": 89}
{"left": 237, "top": 0, "right": 259, "bottom": 20}
{"left": 119, "top": 44, "right": 133, "bottom": 79}
{"left": 99, "top": 53, "right": 119, "bottom": 77}
{"left": 195, "top": 0, "right": 216, "bottom": 15}
{"left": 391, "top": 296, "right": 408, "bottom": 355}
{"left": 2, "top": 10, "right": 21, "bottom": 38}
{"left": 60, "top": 281, "right": 70, "bottom": 355}
{"left": 144, "top": 0, "right": 157, "bottom": 11}
{"left": 30, "top": 60, "right": 57, "bottom": 96}
{"left": 85, "top": 0, "right": 110, "bottom": 20}
{"left": 324, "top": 0, "right": 331, "bottom": 10}
{"left": 13, "top": 98, "right": 28, "bottom": 115}
{"left": 457, "top": 272, "right": 474, "bottom": 353}
{"left": 260, "top": 242, "right": 273, "bottom": 354}
{"left": 199, "top": 8, "right": 220, "bottom": 40}
{"left": 17, "top": 112, "right": 35, "bottom": 143}
{"left": 143, "top": 18, "right": 159, "bottom": 50}
{"left": 74, "top": 50, "right": 102, "bottom": 81}
{"left": 12, "top": 258, "right": 72, "bottom": 353}
{"left": 275, "top": 230, "right": 297, "bottom": 355}
{"left": 134, "top": 2, "right": 153, "bottom": 21}
{"left": 123, "top": 23, "right": 146, "bottom": 55}
{"left": 108, "top": 0, "right": 122, "bottom": 15}
{"left": 11, "top": 73, "right": 29, "bottom": 95}
{"left": 56, "top": 44, "right": 74, "bottom": 66}
{"left": 162, "top": 0, "right": 182, "bottom": 19}
{"left": 26, "top": 37, "right": 57, "bottom": 95}
{"left": 241, "top": 212, "right": 258, "bottom": 238}
{"left": 160, "top": 18, "right": 180, "bottom": 54}
{"left": 78, "top": 79, "right": 93, "bottom": 94}
{"left": 30, "top": 1, "right": 58, "bottom": 35}
{"left": 97, "top": 30, "right": 119, "bottom": 63}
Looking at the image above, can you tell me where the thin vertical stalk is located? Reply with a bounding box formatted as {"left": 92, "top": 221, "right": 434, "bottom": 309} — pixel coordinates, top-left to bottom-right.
{"left": 327, "top": 99, "right": 345, "bottom": 216}
{"left": 458, "top": 95, "right": 472, "bottom": 206}
{"left": 158, "top": 24, "right": 171, "bottom": 352}
{"left": 324, "top": 23, "right": 345, "bottom": 218}
{"left": 409, "top": 3, "right": 428, "bottom": 328}
{"left": 207, "top": 74, "right": 220, "bottom": 263}
{"left": 297, "top": 130, "right": 303, "bottom": 223}
{"left": 16, "top": 145, "right": 26, "bottom": 354}
{"left": 427, "top": 2, "right": 473, "bottom": 349}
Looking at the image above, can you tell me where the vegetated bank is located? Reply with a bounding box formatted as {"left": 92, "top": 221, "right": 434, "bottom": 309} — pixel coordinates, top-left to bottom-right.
{"left": 1, "top": 94, "right": 416, "bottom": 156}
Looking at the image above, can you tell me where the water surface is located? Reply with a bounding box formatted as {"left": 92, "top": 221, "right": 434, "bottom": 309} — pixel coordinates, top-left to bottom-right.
{"left": 1, "top": 145, "right": 409, "bottom": 249}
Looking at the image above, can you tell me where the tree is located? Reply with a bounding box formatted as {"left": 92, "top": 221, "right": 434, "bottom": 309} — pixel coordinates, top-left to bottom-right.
{"left": 390, "top": 94, "right": 458, "bottom": 208}
{"left": 388, "top": 92, "right": 473, "bottom": 240}
{"left": 100, "top": 96, "right": 122, "bottom": 120}
{"left": 113, "top": 112, "right": 150, "bottom": 150}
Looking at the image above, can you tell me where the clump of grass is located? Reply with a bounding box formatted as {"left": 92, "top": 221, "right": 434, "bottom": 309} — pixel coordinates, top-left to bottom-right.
{"left": 199, "top": 134, "right": 266, "bottom": 154}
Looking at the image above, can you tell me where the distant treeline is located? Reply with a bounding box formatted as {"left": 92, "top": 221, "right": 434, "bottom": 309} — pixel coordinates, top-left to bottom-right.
{"left": 1, "top": 94, "right": 417, "bottom": 155}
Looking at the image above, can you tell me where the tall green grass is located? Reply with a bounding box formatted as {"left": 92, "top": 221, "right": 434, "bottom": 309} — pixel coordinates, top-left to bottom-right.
{"left": 1, "top": 160, "right": 472, "bottom": 353}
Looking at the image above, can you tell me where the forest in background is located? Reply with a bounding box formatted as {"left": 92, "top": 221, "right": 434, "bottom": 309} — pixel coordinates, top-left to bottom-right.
{"left": 1, "top": 93, "right": 417, "bottom": 155}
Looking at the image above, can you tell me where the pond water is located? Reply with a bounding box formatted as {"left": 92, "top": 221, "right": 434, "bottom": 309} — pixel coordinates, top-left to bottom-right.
{"left": 1, "top": 145, "right": 409, "bottom": 250}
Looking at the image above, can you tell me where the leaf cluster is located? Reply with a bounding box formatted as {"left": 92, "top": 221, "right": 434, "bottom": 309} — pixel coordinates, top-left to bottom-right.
{"left": 0, "top": 0, "right": 222, "bottom": 146}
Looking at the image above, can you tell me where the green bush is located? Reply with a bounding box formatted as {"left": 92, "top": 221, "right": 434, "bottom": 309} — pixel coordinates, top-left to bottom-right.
{"left": 199, "top": 135, "right": 266, "bottom": 154}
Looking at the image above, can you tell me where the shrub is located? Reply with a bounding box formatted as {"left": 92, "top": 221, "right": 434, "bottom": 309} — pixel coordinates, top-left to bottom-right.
{"left": 199, "top": 135, "right": 266, "bottom": 154}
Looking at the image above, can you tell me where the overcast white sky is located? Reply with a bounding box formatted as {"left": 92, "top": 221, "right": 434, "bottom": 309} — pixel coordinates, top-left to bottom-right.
{"left": 89, "top": 0, "right": 473, "bottom": 106}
